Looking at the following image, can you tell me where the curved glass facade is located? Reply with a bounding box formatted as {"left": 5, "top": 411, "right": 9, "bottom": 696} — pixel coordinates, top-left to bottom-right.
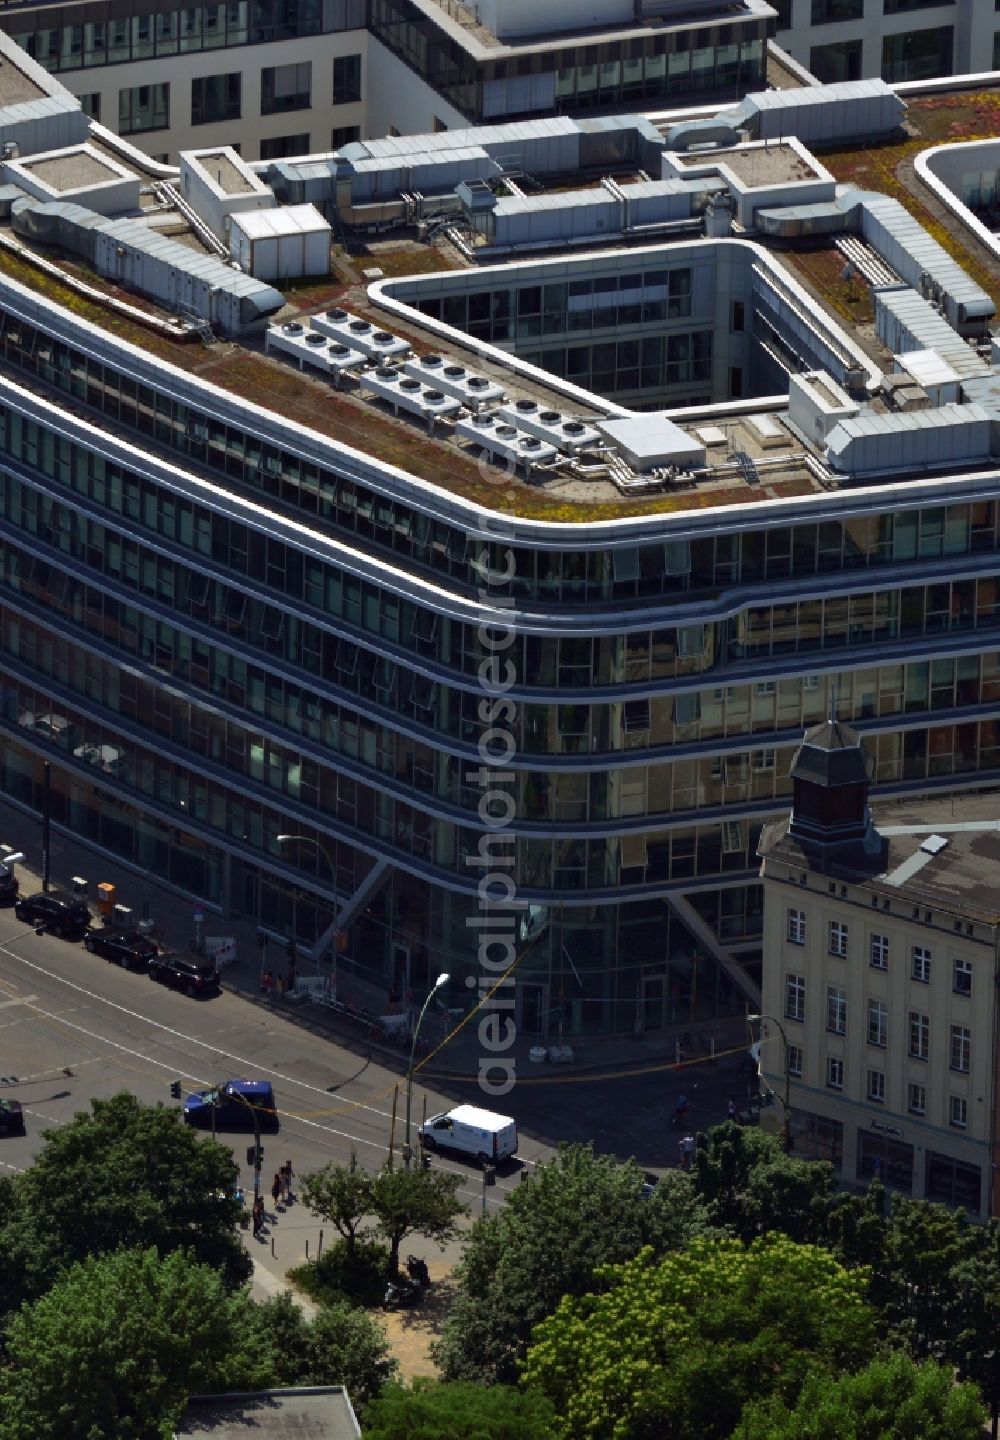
{"left": 1, "top": 258, "right": 1000, "bottom": 1036}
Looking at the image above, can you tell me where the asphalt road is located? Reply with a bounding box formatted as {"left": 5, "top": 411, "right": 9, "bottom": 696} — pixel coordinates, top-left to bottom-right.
{"left": 0, "top": 912, "right": 555, "bottom": 1228}
{"left": 0, "top": 907, "right": 752, "bottom": 1231}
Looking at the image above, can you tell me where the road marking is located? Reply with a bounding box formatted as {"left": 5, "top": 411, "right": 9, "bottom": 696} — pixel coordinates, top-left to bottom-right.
{"left": 0, "top": 995, "right": 38, "bottom": 1009}
{"left": 0, "top": 944, "right": 399, "bottom": 1120}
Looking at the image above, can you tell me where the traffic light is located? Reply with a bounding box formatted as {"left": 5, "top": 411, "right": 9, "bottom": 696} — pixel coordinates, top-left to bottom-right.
{"left": 482, "top": 1164, "right": 496, "bottom": 1188}
{"left": 247, "top": 1143, "right": 264, "bottom": 1169}
{"left": 169, "top": 1080, "right": 181, "bottom": 1100}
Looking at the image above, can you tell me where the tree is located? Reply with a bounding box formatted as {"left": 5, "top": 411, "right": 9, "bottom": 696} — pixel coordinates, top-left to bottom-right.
{"left": 0, "top": 1092, "right": 249, "bottom": 1314}
{"left": 735, "top": 1351, "right": 986, "bottom": 1440}
{"left": 300, "top": 1163, "right": 373, "bottom": 1258}
{"left": 946, "top": 1220, "right": 1000, "bottom": 1438}
{"left": 521, "top": 1234, "right": 875, "bottom": 1440}
{"left": 305, "top": 1300, "right": 398, "bottom": 1406}
{"left": 0, "top": 1247, "right": 269, "bottom": 1440}
{"left": 876, "top": 1195, "right": 976, "bottom": 1358}
{"left": 435, "top": 1144, "right": 716, "bottom": 1386}
{"left": 363, "top": 1380, "right": 556, "bottom": 1440}
{"left": 242, "top": 1291, "right": 397, "bottom": 1408}
{"left": 369, "top": 1164, "right": 465, "bottom": 1276}
{"left": 690, "top": 1123, "right": 834, "bottom": 1243}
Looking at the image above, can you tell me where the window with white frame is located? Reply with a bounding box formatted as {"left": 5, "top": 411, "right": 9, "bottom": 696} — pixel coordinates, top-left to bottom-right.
{"left": 787, "top": 1043, "right": 803, "bottom": 1078}
{"left": 867, "top": 999, "right": 887, "bottom": 1048}
{"left": 950, "top": 1025, "right": 971, "bottom": 1074}
{"left": 867, "top": 1069, "right": 886, "bottom": 1103}
{"left": 912, "top": 945, "right": 932, "bottom": 984}
{"left": 827, "top": 986, "right": 847, "bottom": 1035}
{"left": 829, "top": 921, "right": 849, "bottom": 958}
{"left": 752, "top": 748, "right": 776, "bottom": 771}
{"left": 785, "top": 973, "right": 805, "bottom": 1023}
{"left": 950, "top": 1095, "right": 968, "bottom": 1129}
{"left": 827, "top": 1056, "right": 844, "bottom": 1090}
{"left": 953, "top": 957, "right": 972, "bottom": 997}
{"left": 870, "top": 933, "right": 889, "bottom": 970}
{"left": 909, "top": 1010, "right": 929, "bottom": 1061}
{"left": 787, "top": 909, "right": 806, "bottom": 945}
{"left": 908, "top": 1082, "right": 926, "bottom": 1115}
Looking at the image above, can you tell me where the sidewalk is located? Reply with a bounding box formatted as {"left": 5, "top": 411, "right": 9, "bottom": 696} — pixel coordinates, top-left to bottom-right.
{"left": 0, "top": 792, "right": 748, "bottom": 1084}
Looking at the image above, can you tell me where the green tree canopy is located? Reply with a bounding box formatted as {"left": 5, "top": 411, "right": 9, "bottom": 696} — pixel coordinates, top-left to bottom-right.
{"left": 735, "top": 1351, "right": 986, "bottom": 1440}
{"left": 363, "top": 1380, "right": 556, "bottom": 1440}
{"left": 0, "top": 1246, "right": 268, "bottom": 1440}
{"left": 521, "top": 1234, "right": 875, "bottom": 1440}
{"left": 690, "top": 1123, "right": 834, "bottom": 1243}
{"left": 945, "top": 1219, "right": 1000, "bottom": 1438}
{"left": 369, "top": 1164, "right": 466, "bottom": 1276}
{"left": 299, "top": 1163, "right": 373, "bottom": 1257}
{"left": 435, "top": 1144, "right": 716, "bottom": 1386}
{"left": 0, "top": 1092, "right": 249, "bottom": 1315}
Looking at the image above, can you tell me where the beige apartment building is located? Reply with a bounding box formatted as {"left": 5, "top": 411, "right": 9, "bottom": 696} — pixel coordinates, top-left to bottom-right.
{"left": 758, "top": 720, "right": 1000, "bottom": 1218}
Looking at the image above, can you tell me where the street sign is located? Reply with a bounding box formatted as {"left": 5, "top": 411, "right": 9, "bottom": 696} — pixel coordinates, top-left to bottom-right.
{"left": 193, "top": 907, "right": 204, "bottom": 923}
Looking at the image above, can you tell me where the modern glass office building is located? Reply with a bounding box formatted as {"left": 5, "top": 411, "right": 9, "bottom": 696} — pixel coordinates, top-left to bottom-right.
{"left": 1, "top": 216, "right": 1000, "bottom": 1041}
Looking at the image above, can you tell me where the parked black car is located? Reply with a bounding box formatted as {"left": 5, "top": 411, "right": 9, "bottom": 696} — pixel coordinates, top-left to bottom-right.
{"left": 14, "top": 890, "right": 91, "bottom": 937}
{"left": 147, "top": 952, "right": 220, "bottom": 997}
{"left": 0, "top": 865, "right": 18, "bottom": 906}
{"left": 0, "top": 1098, "right": 25, "bottom": 1136}
{"left": 84, "top": 928, "right": 158, "bottom": 970}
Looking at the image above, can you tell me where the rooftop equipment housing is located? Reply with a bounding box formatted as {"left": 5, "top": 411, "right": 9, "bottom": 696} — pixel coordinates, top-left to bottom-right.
{"left": 2, "top": 142, "right": 139, "bottom": 215}
{"left": 311, "top": 308, "right": 411, "bottom": 359}
{"left": 229, "top": 204, "right": 331, "bottom": 281}
{"left": 180, "top": 146, "right": 276, "bottom": 243}
{"left": 10, "top": 198, "right": 283, "bottom": 334}
{"left": 825, "top": 402, "right": 993, "bottom": 475}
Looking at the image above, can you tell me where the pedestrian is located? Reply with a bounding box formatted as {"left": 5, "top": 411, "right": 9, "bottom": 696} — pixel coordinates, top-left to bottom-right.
{"left": 261, "top": 970, "right": 273, "bottom": 996}
{"left": 252, "top": 1197, "right": 264, "bottom": 1239}
{"left": 274, "top": 974, "right": 284, "bottom": 1001}
{"left": 281, "top": 1160, "right": 294, "bottom": 1204}
{"left": 727, "top": 1096, "right": 737, "bottom": 1122}
{"left": 679, "top": 1134, "right": 696, "bottom": 1170}
{"left": 271, "top": 1171, "right": 282, "bottom": 1209}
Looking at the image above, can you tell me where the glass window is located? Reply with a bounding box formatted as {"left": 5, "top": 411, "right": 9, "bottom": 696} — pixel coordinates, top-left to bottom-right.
{"left": 950, "top": 1094, "right": 967, "bottom": 1128}
{"left": 333, "top": 52, "right": 362, "bottom": 103}
{"left": 912, "top": 945, "right": 931, "bottom": 983}
{"left": 787, "top": 907, "right": 806, "bottom": 945}
{"left": 882, "top": 25, "right": 953, "bottom": 82}
{"left": 870, "top": 933, "right": 889, "bottom": 969}
{"left": 950, "top": 1025, "right": 971, "bottom": 1074}
{"left": 909, "top": 1010, "right": 929, "bottom": 1060}
{"left": 812, "top": 0, "right": 863, "bottom": 18}
{"left": 908, "top": 1082, "right": 926, "bottom": 1115}
{"left": 953, "top": 957, "right": 972, "bottom": 996}
{"left": 867, "top": 1069, "right": 885, "bottom": 1103}
{"left": 785, "top": 972, "right": 805, "bottom": 1022}
{"left": 827, "top": 1056, "right": 844, "bottom": 1090}
{"left": 191, "top": 71, "right": 241, "bottom": 125}
{"left": 787, "top": 1043, "right": 803, "bottom": 1078}
{"left": 867, "top": 999, "right": 887, "bottom": 1048}
{"left": 829, "top": 920, "right": 848, "bottom": 958}
{"left": 261, "top": 61, "right": 311, "bottom": 114}
{"left": 119, "top": 82, "right": 169, "bottom": 134}
{"left": 827, "top": 986, "right": 847, "bottom": 1035}
{"left": 260, "top": 133, "right": 310, "bottom": 160}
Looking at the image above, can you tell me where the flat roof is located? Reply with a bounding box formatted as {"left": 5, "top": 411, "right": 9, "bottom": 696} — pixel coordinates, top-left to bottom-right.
{"left": 175, "top": 1388, "right": 359, "bottom": 1439}
{"left": 762, "top": 794, "right": 1000, "bottom": 926}
{"left": 0, "top": 51, "right": 45, "bottom": 107}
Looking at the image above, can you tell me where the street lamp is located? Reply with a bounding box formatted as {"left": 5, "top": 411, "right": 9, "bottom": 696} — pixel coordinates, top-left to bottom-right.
{"left": 748, "top": 1011, "right": 792, "bottom": 1150}
{"left": 405, "top": 972, "right": 449, "bottom": 1169}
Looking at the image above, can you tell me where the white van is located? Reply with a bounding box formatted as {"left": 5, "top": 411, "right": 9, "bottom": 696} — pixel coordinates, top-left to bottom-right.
{"left": 419, "top": 1104, "right": 518, "bottom": 1166}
